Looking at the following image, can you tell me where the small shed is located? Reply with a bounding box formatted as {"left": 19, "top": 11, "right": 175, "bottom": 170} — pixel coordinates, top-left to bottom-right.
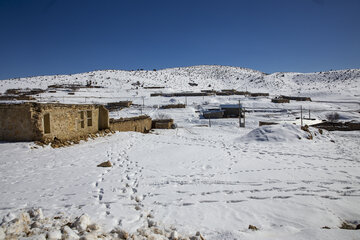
{"left": 203, "top": 109, "right": 224, "bottom": 119}
{"left": 152, "top": 119, "right": 175, "bottom": 129}
{"left": 220, "top": 104, "right": 244, "bottom": 118}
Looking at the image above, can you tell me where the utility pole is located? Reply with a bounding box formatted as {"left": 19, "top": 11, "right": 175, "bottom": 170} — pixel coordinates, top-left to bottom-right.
{"left": 185, "top": 97, "right": 187, "bottom": 106}
{"left": 309, "top": 108, "right": 310, "bottom": 119}
{"left": 239, "top": 100, "right": 245, "bottom": 128}
{"left": 239, "top": 100, "right": 241, "bottom": 128}
{"left": 300, "top": 105, "right": 303, "bottom": 127}
{"left": 243, "top": 107, "right": 246, "bottom": 128}
{"left": 209, "top": 118, "right": 211, "bottom": 127}
{"left": 141, "top": 96, "right": 145, "bottom": 115}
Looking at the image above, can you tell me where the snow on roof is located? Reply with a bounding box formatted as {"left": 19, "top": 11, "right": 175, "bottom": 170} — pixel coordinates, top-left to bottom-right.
{"left": 220, "top": 104, "right": 242, "bottom": 109}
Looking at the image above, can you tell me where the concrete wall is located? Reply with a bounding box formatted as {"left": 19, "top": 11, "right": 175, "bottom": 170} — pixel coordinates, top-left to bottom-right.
{"left": 110, "top": 116, "right": 151, "bottom": 133}
{"left": 0, "top": 104, "right": 36, "bottom": 141}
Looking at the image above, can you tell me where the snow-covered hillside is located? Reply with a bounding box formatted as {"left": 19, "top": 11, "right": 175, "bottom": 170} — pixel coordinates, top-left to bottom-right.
{"left": 1, "top": 65, "right": 359, "bottom": 97}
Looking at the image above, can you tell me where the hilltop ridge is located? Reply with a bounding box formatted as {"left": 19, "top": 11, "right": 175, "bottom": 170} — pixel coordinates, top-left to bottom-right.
{"left": 0, "top": 65, "right": 359, "bottom": 97}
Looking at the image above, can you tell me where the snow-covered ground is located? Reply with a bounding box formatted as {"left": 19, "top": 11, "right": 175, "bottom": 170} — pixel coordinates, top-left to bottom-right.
{"left": 1, "top": 65, "right": 360, "bottom": 239}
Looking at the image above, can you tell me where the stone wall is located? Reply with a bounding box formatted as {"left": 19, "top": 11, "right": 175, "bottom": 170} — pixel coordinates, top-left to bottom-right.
{"left": 0, "top": 103, "right": 36, "bottom": 141}
{"left": 109, "top": 116, "right": 152, "bottom": 133}
{"left": 151, "top": 119, "right": 174, "bottom": 129}
{"left": 105, "top": 101, "right": 132, "bottom": 111}
{"left": 36, "top": 104, "right": 102, "bottom": 141}
{"left": 271, "top": 98, "right": 290, "bottom": 103}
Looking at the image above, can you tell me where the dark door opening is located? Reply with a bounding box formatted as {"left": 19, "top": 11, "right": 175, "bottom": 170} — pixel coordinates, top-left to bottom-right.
{"left": 44, "top": 113, "right": 50, "bottom": 134}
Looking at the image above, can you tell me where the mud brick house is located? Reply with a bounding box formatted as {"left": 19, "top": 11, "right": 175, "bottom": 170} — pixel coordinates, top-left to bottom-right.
{"left": 0, "top": 103, "right": 109, "bottom": 142}
{"left": 220, "top": 104, "right": 244, "bottom": 118}
{"left": 151, "top": 119, "right": 175, "bottom": 129}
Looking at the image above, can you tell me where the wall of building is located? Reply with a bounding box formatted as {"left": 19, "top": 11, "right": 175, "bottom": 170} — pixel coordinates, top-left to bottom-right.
{"left": 0, "top": 103, "right": 36, "bottom": 141}
{"left": 0, "top": 103, "right": 110, "bottom": 142}
{"left": 151, "top": 119, "right": 174, "bottom": 129}
{"left": 109, "top": 116, "right": 151, "bottom": 133}
{"left": 98, "top": 105, "right": 109, "bottom": 130}
{"left": 35, "top": 104, "right": 103, "bottom": 141}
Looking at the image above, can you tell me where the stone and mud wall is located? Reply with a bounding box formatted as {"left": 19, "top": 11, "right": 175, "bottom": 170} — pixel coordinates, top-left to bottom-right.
{"left": 36, "top": 104, "right": 104, "bottom": 141}
{"left": 0, "top": 103, "right": 36, "bottom": 141}
{"left": 0, "top": 103, "right": 110, "bottom": 142}
{"left": 151, "top": 119, "right": 174, "bottom": 129}
{"left": 109, "top": 116, "right": 152, "bottom": 133}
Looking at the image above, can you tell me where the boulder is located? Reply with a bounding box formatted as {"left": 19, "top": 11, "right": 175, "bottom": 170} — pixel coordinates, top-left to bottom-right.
{"left": 19, "top": 234, "right": 46, "bottom": 240}
{"left": 62, "top": 226, "right": 80, "bottom": 240}
{"left": 72, "top": 214, "right": 91, "bottom": 232}
{"left": 0, "top": 228, "right": 5, "bottom": 240}
{"left": 248, "top": 225, "right": 258, "bottom": 231}
{"left": 97, "top": 161, "right": 112, "bottom": 168}
{"left": 4, "top": 212, "right": 31, "bottom": 236}
{"left": 28, "top": 209, "right": 44, "bottom": 221}
{"left": 46, "top": 230, "right": 62, "bottom": 240}
{"left": 111, "top": 227, "right": 129, "bottom": 239}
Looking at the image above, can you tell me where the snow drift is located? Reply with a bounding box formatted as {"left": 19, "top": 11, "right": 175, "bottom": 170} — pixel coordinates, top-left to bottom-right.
{"left": 239, "top": 124, "right": 310, "bottom": 142}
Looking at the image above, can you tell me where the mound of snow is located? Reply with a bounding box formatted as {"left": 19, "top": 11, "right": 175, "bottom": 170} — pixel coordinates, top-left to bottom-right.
{"left": 240, "top": 124, "right": 310, "bottom": 142}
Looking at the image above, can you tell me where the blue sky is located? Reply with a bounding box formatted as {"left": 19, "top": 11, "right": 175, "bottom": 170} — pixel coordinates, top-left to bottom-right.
{"left": 0, "top": 0, "right": 359, "bottom": 79}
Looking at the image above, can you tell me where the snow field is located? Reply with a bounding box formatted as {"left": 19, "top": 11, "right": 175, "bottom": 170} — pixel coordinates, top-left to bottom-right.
{"left": 0, "top": 65, "right": 360, "bottom": 239}
{"left": 1, "top": 125, "right": 360, "bottom": 239}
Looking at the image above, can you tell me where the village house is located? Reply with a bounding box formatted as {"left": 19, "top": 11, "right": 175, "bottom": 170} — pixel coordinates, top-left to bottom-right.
{"left": 0, "top": 102, "right": 159, "bottom": 143}
{"left": 220, "top": 104, "right": 244, "bottom": 118}
{"left": 0, "top": 102, "right": 109, "bottom": 142}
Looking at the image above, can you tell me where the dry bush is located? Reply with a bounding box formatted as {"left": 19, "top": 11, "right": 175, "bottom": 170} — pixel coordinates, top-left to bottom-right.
{"left": 326, "top": 112, "right": 340, "bottom": 122}
{"left": 154, "top": 113, "right": 171, "bottom": 120}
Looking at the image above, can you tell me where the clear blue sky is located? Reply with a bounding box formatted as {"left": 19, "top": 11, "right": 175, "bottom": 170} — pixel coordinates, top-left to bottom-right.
{"left": 0, "top": 0, "right": 359, "bottom": 79}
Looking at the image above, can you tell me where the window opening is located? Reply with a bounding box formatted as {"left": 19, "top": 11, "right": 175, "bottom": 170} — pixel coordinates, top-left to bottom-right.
{"left": 87, "top": 110, "right": 92, "bottom": 127}
{"left": 44, "top": 113, "right": 51, "bottom": 134}
{"left": 80, "top": 111, "right": 84, "bottom": 128}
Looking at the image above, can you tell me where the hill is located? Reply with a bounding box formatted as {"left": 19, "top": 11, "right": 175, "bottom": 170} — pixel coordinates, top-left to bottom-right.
{"left": 1, "top": 65, "right": 359, "bottom": 97}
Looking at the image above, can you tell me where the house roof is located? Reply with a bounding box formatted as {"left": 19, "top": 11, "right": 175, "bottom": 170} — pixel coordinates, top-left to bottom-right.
{"left": 220, "top": 104, "right": 243, "bottom": 109}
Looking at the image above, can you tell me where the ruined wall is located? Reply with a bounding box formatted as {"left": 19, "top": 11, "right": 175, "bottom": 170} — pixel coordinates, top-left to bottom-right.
{"left": 0, "top": 104, "right": 36, "bottom": 141}
{"left": 35, "top": 104, "right": 101, "bottom": 141}
{"left": 109, "top": 116, "right": 151, "bottom": 133}
{"left": 151, "top": 119, "right": 174, "bottom": 129}
{"left": 271, "top": 98, "right": 290, "bottom": 103}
